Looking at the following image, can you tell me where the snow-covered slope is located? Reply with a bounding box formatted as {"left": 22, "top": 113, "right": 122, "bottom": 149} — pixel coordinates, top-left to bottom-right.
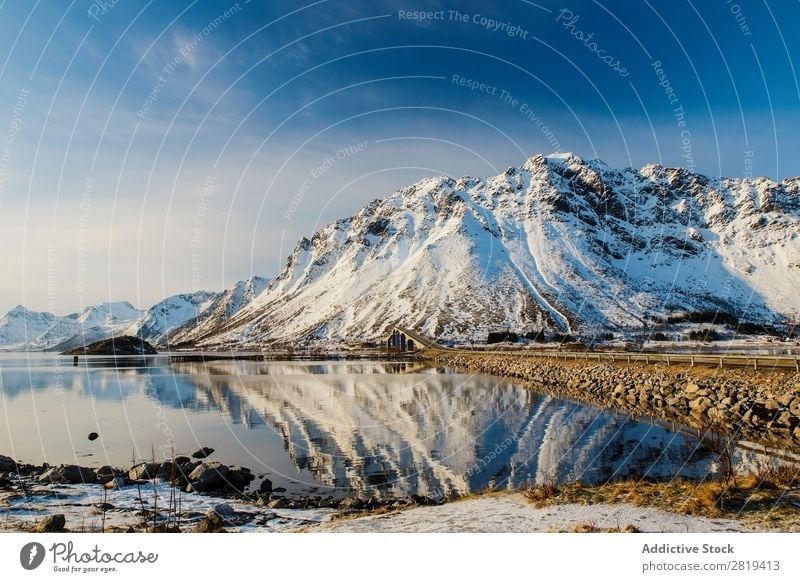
{"left": 3, "top": 154, "right": 798, "bottom": 350}
{"left": 0, "top": 279, "right": 268, "bottom": 351}
{"left": 46, "top": 302, "right": 145, "bottom": 352}
{"left": 0, "top": 306, "right": 62, "bottom": 351}
{"left": 196, "top": 153, "right": 799, "bottom": 347}
{"left": 124, "top": 291, "right": 221, "bottom": 345}
{"left": 165, "top": 276, "right": 268, "bottom": 346}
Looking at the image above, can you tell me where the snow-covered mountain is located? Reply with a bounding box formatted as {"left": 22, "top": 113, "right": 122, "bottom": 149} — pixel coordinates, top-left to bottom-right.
{"left": 0, "top": 306, "right": 63, "bottom": 351}
{"left": 3, "top": 153, "right": 798, "bottom": 351}
{"left": 193, "top": 153, "right": 799, "bottom": 347}
{"left": 165, "top": 276, "right": 268, "bottom": 346}
{"left": 38, "top": 302, "right": 144, "bottom": 352}
{"left": 0, "top": 279, "right": 267, "bottom": 351}
{"left": 123, "top": 291, "right": 221, "bottom": 345}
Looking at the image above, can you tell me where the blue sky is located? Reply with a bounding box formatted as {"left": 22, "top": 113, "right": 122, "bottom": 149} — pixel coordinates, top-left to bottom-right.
{"left": 1, "top": 0, "right": 798, "bottom": 313}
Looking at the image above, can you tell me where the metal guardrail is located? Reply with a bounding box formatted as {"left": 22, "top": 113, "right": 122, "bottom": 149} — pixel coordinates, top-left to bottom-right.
{"left": 443, "top": 348, "right": 800, "bottom": 371}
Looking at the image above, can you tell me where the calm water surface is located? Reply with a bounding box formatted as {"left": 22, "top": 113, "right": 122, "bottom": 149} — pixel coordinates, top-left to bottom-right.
{"left": 0, "top": 353, "right": 721, "bottom": 499}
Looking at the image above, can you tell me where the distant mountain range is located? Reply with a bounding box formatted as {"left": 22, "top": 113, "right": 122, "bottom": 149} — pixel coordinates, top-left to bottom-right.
{"left": 2, "top": 153, "right": 798, "bottom": 351}
{"left": 0, "top": 277, "right": 266, "bottom": 351}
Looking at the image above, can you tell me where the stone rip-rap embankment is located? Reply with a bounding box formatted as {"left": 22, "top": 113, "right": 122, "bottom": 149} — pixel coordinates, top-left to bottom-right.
{"left": 426, "top": 351, "right": 800, "bottom": 448}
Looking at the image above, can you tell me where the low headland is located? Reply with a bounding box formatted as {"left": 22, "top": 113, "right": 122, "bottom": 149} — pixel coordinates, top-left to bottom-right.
{"left": 61, "top": 335, "right": 158, "bottom": 356}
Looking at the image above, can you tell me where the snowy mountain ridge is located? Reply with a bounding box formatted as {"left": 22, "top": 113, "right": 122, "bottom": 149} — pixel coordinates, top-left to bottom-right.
{"left": 2, "top": 153, "right": 798, "bottom": 350}
{"left": 0, "top": 278, "right": 265, "bottom": 351}
{"left": 197, "top": 153, "right": 799, "bottom": 347}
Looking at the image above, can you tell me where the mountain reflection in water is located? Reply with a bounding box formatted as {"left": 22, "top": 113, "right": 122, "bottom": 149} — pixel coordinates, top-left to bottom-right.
{"left": 169, "top": 361, "right": 714, "bottom": 499}
{"left": 0, "top": 358, "right": 717, "bottom": 499}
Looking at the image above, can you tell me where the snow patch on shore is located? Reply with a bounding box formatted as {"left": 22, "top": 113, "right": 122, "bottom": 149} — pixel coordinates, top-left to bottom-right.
{"left": 310, "top": 493, "right": 750, "bottom": 533}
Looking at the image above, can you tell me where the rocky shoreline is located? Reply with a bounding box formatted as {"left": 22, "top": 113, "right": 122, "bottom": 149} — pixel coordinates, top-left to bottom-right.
{"left": 0, "top": 450, "right": 434, "bottom": 533}
{"left": 425, "top": 350, "right": 800, "bottom": 450}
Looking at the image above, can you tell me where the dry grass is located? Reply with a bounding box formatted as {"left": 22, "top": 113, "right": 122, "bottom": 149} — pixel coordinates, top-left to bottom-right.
{"left": 524, "top": 465, "right": 800, "bottom": 531}
{"left": 571, "top": 521, "right": 640, "bottom": 533}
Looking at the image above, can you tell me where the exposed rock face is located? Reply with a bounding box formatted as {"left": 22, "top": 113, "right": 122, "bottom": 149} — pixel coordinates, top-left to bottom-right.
{"left": 123, "top": 290, "right": 221, "bottom": 345}
{"left": 61, "top": 335, "right": 158, "bottom": 355}
{"left": 165, "top": 276, "right": 268, "bottom": 347}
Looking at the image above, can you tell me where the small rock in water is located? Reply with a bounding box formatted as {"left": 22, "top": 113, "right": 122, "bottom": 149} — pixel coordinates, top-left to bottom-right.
{"left": 191, "top": 447, "right": 215, "bottom": 459}
{"left": 88, "top": 432, "right": 99, "bottom": 441}
{"left": 259, "top": 477, "right": 273, "bottom": 494}
{"left": 35, "top": 514, "right": 66, "bottom": 533}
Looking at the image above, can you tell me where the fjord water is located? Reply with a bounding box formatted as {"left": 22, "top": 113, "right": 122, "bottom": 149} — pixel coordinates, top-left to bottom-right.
{"left": 0, "top": 354, "right": 718, "bottom": 499}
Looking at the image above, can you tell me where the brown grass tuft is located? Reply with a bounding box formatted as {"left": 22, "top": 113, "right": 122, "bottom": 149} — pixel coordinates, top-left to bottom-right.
{"left": 524, "top": 482, "right": 560, "bottom": 505}
{"left": 523, "top": 470, "right": 800, "bottom": 531}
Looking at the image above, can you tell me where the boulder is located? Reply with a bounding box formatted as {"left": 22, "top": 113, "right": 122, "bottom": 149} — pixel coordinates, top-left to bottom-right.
{"left": 177, "top": 461, "right": 198, "bottom": 476}
{"left": 35, "top": 514, "right": 66, "bottom": 532}
{"left": 338, "top": 497, "right": 363, "bottom": 510}
{"left": 0, "top": 454, "right": 16, "bottom": 472}
{"left": 128, "top": 462, "right": 161, "bottom": 481}
{"left": 95, "top": 465, "right": 121, "bottom": 485}
{"left": 194, "top": 509, "right": 226, "bottom": 533}
{"left": 259, "top": 477, "right": 273, "bottom": 494}
{"left": 191, "top": 447, "right": 215, "bottom": 459}
{"left": 38, "top": 465, "right": 96, "bottom": 484}
{"left": 226, "top": 466, "right": 254, "bottom": 492}
{"left": 188, "top": 462, "right": 230, "bottom": 492}
{"left": 157, "top": 461, "right": 180, "bottom": 480}
{"left": 104, "top": 476, "right": 127, "bottom": 490}
{"left": 212, "top": 503, "right": 235, "bottom": 517}
{"left": 689, "top": 397, "right": 712, "bottom": 416}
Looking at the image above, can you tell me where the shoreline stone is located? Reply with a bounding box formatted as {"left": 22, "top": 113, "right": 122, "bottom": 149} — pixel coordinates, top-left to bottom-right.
{"left": 424, "top": 350, "right": 800, "bottom": 450}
